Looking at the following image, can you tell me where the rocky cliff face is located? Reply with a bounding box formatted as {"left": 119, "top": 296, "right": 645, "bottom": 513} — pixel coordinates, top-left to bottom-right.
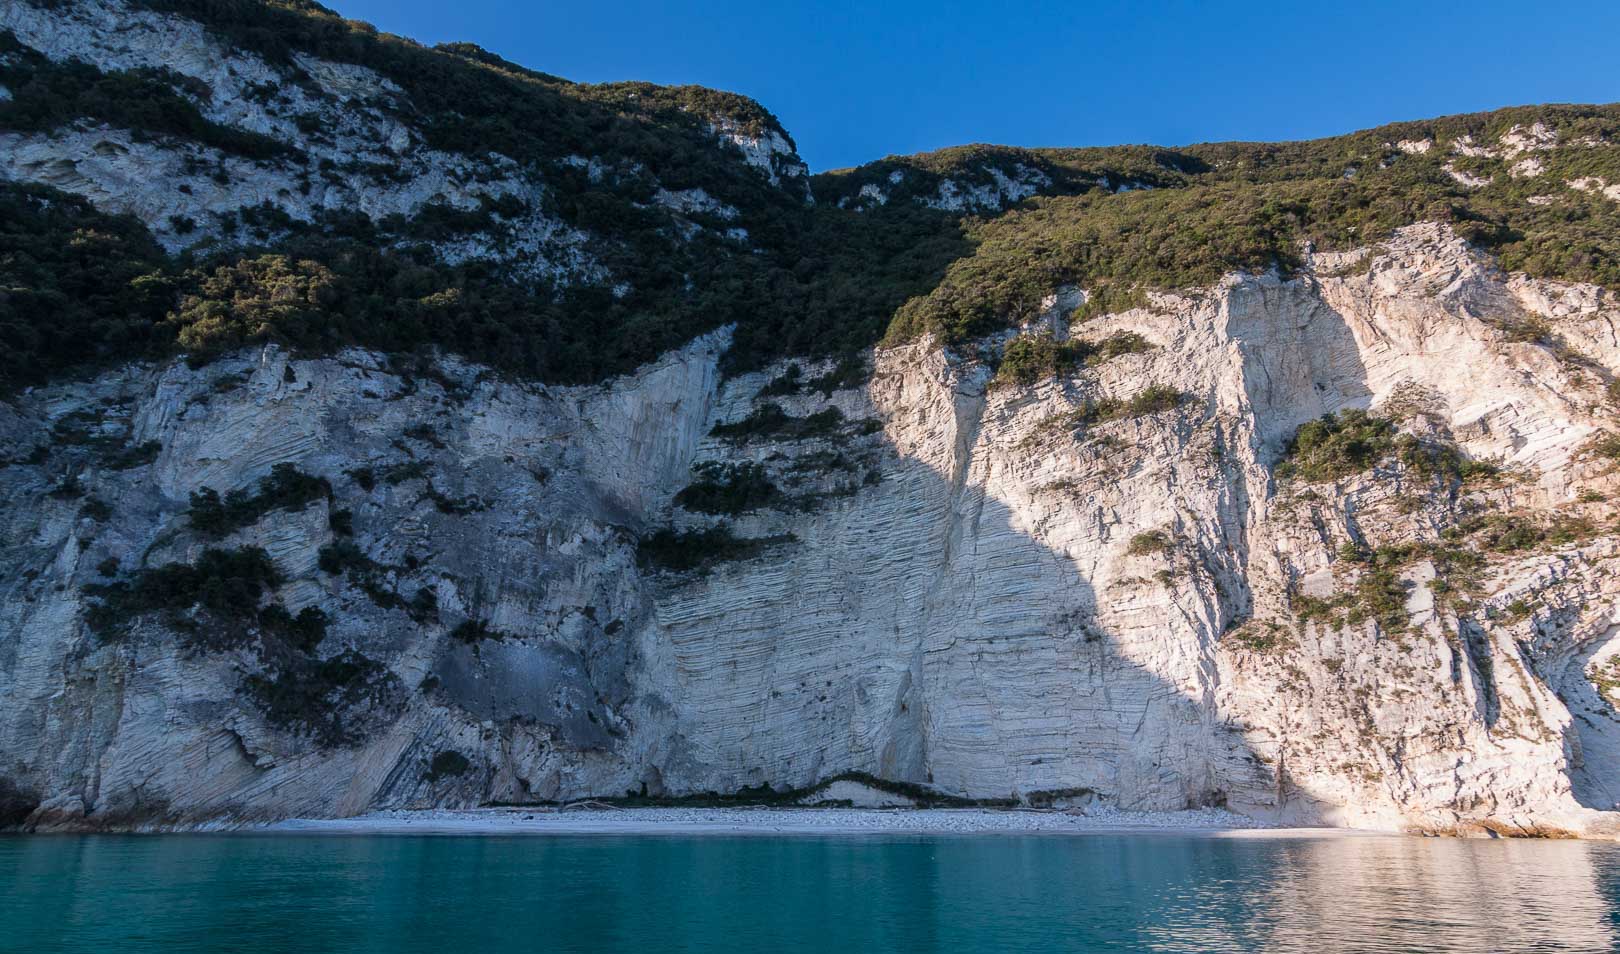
{"left": 4, "top": 0, "right": 1620, "bottom": 837}
{"left": 4, "top": 222, "right": 1620, "bottom": 836}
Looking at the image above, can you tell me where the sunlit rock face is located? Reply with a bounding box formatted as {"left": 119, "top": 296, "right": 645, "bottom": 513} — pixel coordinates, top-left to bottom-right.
{"left": 4, "top": 222, "right": 1620, "bottom": 837}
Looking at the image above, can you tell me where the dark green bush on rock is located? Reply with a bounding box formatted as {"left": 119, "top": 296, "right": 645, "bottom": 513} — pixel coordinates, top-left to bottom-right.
{"left": 710, "top": 404, "right": 847, "bottom": 444}
{"left": 675, "top": 462, "right": 779, "bottom": 515}
{"left": 426, "top": 750, "right": 471, "bottom": 781}
{"left": 449, "top": 618, "right": 511, "bottom": 643}
{"left": 244, "top": 649, "right": 401, "bottom": 748}
{"left": 1126, "top": 530, "right": 1172, "bottom": 556}
{"left": 637, "top": 525, "right": 795, "bottom": 573}
{"left": 0, "top": 184, "right": 172, "bottom": 392}
{"left": 188, "top": 463, "right": 330, "bottom": 537}
{"left": 84, "top": 546, "right": 282, "bottom": 638}
{"left": 0, "top": 33, "right": 288, "bottom": 160}
{"left": 994, "top": 331, "right": 1156, "bottom": 387}
{"left": 1276, "top": 410, "right": 1396, "bottom": 483}
{"left": 169, "top": 257, "right": 342, "bottom": 362}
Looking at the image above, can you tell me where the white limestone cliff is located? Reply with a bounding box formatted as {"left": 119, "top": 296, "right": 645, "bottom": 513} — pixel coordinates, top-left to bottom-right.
{"left": 4, "top": 223, "right": 1620, "bottom": 837}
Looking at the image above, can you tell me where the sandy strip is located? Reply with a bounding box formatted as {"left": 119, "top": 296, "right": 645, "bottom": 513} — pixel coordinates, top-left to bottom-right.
{"left": 259, "top": 806, "right": 1367, "bottom": 838}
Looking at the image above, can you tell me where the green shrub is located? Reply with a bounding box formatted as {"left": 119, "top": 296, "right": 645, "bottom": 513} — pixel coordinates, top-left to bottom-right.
{"left": 257, "top": 604, "right": 329, "bottom": 654}
{"left": 1072, "top": 385, "right": 1186, "bottom": 423}
{"left": 0, "top": 184, "right": 172, "bottom": 392}
{"left": 1291, "top": 564, "right": 1411, "bottom": 635}
{"left": 402, "top": 423, "right": 446, "bottom": 448}
{"left": 1586, "top": 432, "right": 1620, "bottom": 462}
{"left": 1226, "top": 620, "right": 1290, "bottom": 653}
{"left": 710, "top": 404, "right": 846, "bottom": 444}
{"left": 675, "top": 462, "right": 779, "bottom": 515}
{"left": 1343, "top": 565, "right": 1412, "bottom": 634}
{"left": 189, "top": 463, "right": 330, "bottom": 537}
{"left": 243, "top": 649, "right": 401, "bottom": 748}
{"left": 83, "top": 546, "right": 282, "bottom": 638}
{"left": 317, "top": 541, "right": 372, "bottom": 575}
{"left": 993, "top": 331, "right": 1157, "bottom": 387}
{"left": 758, "top": 363, "right": 804, "bottom": 397}
{"left": 449, "top": 619, "right": 511, "bottom": 643}
{"left": 637, "top": 525, "right": 794, "bottom": 573}
{"left": 347, "top": 467, "right": 377, "bottom": 492}
{"left": 102, "top": 441, "right": 163, "bottom": 471}
{"left": 426, "top": 750, "right": 471, "bottom": 780}
{"left": 1126, "top": 530, "right": 1172, "bottom": 556}
{"left": 1396, "top": 435, "right": 1499, "bottom": 484}
{"left": 1276, "top": 410, "right": 1396, "bottom": 482}
{"left": 806, "top": 356, "right": 870, "bottom": 395}
{"left": 1451, "top": 512, "right": 1599, "bottom": 553}
{"left": 0, "top": 37, "right": 287, "bottom": 160}
{"left": 423, "top": 483, "right": 486, "bottom": 515}
{"left": 79, "top": 498, "right": 113, "bottom": 522}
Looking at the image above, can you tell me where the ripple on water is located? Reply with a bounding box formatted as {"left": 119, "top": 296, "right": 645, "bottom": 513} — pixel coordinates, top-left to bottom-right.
{"left": 2, "top": 833, "right": 1617, "bottom": 953}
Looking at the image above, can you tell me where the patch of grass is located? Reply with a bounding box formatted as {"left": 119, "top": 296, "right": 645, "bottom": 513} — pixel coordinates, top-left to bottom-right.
{"left": 1590, "top": 657, "right": 1620, "bottom": 701}
{"left": 1050, "top": 385, "right": 1188, "bottom": 429}
{"left": 1292, "top": 562, "right": 1412, "bottom": 636}
{"left": 1584, "top": 432, "right": 1620, "bottom": 463}
{"left": 1448, "top": 512, "right": 1600, "bottom": 553}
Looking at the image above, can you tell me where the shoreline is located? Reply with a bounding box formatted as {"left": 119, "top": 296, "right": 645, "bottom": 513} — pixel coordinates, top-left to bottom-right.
{"left": 256, "top": 806, "right": 1372, "bottom": 838}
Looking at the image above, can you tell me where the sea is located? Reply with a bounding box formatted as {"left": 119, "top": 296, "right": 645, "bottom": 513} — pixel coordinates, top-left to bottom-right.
{"left": 3, "top": 831, "right": 1617, "bottom": 952}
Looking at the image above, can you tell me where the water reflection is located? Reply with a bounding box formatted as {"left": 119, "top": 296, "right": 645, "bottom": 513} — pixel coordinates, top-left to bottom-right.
{"left": 1, "top": 831, "right": 1616, "bottom": 953}
{"left": 1132, "top": 835, "right": 1620, "bottom": 953}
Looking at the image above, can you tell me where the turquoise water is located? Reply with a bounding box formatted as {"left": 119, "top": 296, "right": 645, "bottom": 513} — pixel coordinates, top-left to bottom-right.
{"left": 3, "top": 832, "right": 1618, "bottom": 953}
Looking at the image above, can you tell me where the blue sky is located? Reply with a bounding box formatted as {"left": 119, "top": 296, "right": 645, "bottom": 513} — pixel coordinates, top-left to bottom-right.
{"left": 329, "top": 0, "right": 1620, "bottom": 171}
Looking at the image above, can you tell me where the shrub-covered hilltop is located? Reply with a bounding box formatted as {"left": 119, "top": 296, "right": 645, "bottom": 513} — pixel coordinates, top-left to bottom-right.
{"left": 2, "top": 0, "right": 1619, "bottom": 392}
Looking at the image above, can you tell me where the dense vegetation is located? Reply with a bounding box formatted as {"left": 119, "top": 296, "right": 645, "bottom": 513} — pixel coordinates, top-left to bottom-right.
{"left": 884, "top": 108, "right": 1620, "bottom": 347}
{"left": 675, "top": 462, "right": 780, "bottom": 515}
{"left": 83, "top": 543, "right": 401, "bottom": 745}
{"left": 84, "top": 546, "right": 284, "bottom": 640}
{"left": 188, "top": 463, "right": 330, "bottom": 537}
{"left": 0, "top": 32, "right": 287, "bottom": 159}
{"left": 993, "top": 331, "right": 1155, "bottom": 386}
{"left": 2, "top": 0, "right": 1618, "bottom": 394}
{"left": 1275, "top": 410, "right": 1398, "bottom": 483}
{"left": 0, "top": 185, "right": 174, "bottom": 390}
{"left": 637, "top": 525, "right": 795, "bottom": 573}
